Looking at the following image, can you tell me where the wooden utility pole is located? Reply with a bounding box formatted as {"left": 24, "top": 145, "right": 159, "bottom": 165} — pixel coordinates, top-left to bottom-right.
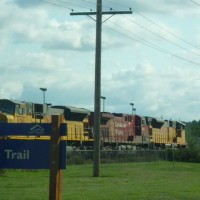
{"left": 49, "top": 115, "right": 63, "bottom": 200}
{"left": 70, "top": 1, "right": 132, "bottom": 177}
{"left": 93, "top": 0, "right": 102, "bottom": 177}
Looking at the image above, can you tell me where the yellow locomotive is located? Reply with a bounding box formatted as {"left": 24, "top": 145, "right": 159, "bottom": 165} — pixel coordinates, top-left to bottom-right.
{"left": 0, "top": 99, "right": 93, "bottom": 148}
{"left": 51, "top": 105, "right": 94, "bottom": 149}
{"left": 142, "top": 117, "right": 186, "bottom": 149}
{"left": 0, "top": 99, "right": 51, "bottom": 123}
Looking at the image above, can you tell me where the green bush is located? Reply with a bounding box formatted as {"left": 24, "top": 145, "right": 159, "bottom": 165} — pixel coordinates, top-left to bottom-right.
{"left": 167, "top": 148, "right": 200, "bottom": 163}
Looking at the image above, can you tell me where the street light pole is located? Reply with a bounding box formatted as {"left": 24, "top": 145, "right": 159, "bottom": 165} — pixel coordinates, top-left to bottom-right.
{"left": 40, "top": 88, "right": 47, "bottom": 104}
{"left": 101, "top": 96, "right": 106, "bottom": 112}
{"left": 130, "top": 103, "right": 134, "bottom": 115}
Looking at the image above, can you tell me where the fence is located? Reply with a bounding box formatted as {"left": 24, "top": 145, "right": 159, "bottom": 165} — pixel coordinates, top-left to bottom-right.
{"left": 66, "top": 150, "right": 170, "bottom": 165}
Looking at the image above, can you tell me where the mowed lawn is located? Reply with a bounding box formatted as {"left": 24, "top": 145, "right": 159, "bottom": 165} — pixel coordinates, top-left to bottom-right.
{"left": 0, "top": 162, "right": 200, "bottom": 200}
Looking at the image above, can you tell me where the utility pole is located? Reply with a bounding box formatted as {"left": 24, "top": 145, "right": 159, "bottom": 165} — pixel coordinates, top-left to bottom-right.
{"left": 93, "top": 0, "right": 102, "bottom": 178}
{"left": 70, "top": 1, "right": 132, "bottom": 177}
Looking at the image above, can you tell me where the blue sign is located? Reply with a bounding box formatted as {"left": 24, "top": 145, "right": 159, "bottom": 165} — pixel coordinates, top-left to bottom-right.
{"left": 0, "top": 123, "right": 51, "bottom": 136}
{"left": 0, "top": 123, "right": 67, "bottom": 136}
{"left": 0, "top": 140, "right": 66, "bottom": 169}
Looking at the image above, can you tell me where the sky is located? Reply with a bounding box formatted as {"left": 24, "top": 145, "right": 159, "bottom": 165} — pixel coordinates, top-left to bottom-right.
{"left": 1, "top": 0, "right": 200, "bottom": 122}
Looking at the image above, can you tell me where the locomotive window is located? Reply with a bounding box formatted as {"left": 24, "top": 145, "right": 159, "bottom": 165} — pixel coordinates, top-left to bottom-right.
{"left": 18, "top": 108, "right": 23, "bottom": 115}
{"left": 16, "top": 105, "right": 24, "bottom": 115}
{"left": 148, "top": 118, "right": 152, "bottom": 126}
{"left": 34, "top": 104, "right": 43, "bottom": 113}
{"left": 177, "top": 130, "right": 182, "bottom": 137}
{"left": 0, "top": 101, "right": 15, "bottom": 115}
{"left": 27, "top": 103, "right": 33, "bottom": 114}
{"left": 101, "top": 118, "right": 109, "bottom": 125}
{"left": 142, "top": 119, "right": 146, "bottom": 126}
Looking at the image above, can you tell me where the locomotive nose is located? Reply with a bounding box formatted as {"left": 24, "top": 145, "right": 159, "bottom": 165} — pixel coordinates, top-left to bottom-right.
{"left": 0, "top": 112, "right": 8, "bottom": 123}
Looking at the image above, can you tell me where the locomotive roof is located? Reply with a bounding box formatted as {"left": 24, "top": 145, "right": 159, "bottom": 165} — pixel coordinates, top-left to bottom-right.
{"left": 154, "top": 118, "right": 165, "bottom": 123}
{"left": 0, "top": 99, "right": 25, "bottom": 105}
{"left": 176, "top": 121, "right": 185, "bottom": 126}
{"left": 51, "top": 105, "right": 90, "bottom": 114}
{"left": 113, "top": 113, "right": 132, "bottom": 117}
{"left": 47, "top": 107, "right": 64, "bottom": 115}
{"left": 101, "top": 112, "right": 114, "bottom": 119}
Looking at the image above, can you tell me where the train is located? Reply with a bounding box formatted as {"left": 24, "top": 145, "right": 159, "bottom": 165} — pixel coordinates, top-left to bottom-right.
{"left": 0, "top": 99, "right": 186, "bottom": 150}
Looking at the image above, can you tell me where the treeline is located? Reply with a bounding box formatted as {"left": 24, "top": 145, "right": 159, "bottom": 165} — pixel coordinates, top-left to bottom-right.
{"left": 186, "top": 120, "right": 200, "bottom": 148}
{"left": 173, "top": 120, "right": 200, "bottom": 163}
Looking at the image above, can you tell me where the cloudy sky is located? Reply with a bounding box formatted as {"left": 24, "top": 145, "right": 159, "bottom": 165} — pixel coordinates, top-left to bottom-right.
{"left": 1, "top": 0, "right": 200, "bottom": 122}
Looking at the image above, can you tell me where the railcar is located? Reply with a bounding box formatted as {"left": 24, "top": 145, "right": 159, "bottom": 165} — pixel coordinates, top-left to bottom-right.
{"left": 112, "top": 113, "right": 143, "bottom": 149}
{"left": 141, "top": 116, "right": 186, "bottom": 149}
{"left": 0, "top": 99, "right": 52, "bottom": 123}
{"left": 0, "top": 99, "right": 61, "bottom": 140}
{"left": 101, "top": 112, "right": 135, "bottom": 149}
{"left": 89, "top": 112, "right": 145, "bottom": 150}
{"left": 51, "top": 105, "right": 93, "bottom": 149}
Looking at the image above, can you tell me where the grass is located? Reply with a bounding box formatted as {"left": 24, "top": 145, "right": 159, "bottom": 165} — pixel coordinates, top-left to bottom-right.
{"left": 0, "top": 162, "right": 200, "bottom": 200}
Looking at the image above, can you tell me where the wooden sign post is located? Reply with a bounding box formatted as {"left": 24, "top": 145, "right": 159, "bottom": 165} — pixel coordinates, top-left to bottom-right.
{"left": 49, "top": 115, "right": 63, "bottom": 200}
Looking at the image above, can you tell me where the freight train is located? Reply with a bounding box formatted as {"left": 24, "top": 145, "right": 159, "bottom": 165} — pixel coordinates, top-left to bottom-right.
{"left": 0, "top": 99, "right": 186, "bottom": 149}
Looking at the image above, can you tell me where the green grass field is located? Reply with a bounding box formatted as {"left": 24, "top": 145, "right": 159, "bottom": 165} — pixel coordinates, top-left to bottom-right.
{"left": 0, "top": 162, "right": 200, "bottom": 200}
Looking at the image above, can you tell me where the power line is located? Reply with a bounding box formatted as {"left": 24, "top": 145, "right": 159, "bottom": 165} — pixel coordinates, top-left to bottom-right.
{"left": 105, "top": 0, "right": 200, "bottom": 51}
{"left": 69, "top": 1, "right": 200, "bottom": 63}
{"left": 38, "top": 0, "right": 93, "bottom": 11}
{"left": 55, "top": 0, "right": 92, "bottom": 10}
{"left": 189, "top": 0, "right": 200, "bottom": 7}
{"left": 37, "top": 0, "right": 72, "bottom": 10}
{"left": 104, "top": 0, "right": 131, "bottom": 9}
{"left": 104, "top": 23, "right": 200, "bottom": 66}
{"left": 131, "top": 8, "right": 200, "bottom": 51}
{"left": 39, "top": 0, "right": 200, "bottom": 55}
{"left": 107, "top": 21, "right": 168, "bottom": 53}
{"left": 123, "top": 15, "right": 200, "bottom": 57}
{"left": 78, "top": 0, "right": 96, "bottom": 6}
{"left": 37, "top": 0, "right": 200, "bottom": 65}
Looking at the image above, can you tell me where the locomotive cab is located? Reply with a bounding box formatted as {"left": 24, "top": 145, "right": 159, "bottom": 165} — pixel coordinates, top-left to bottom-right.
{"left": 0, "top": 99, "right": 26, "bottom": 123}
{"left": 0, "top": 99, "right": 52, "bottom": 123}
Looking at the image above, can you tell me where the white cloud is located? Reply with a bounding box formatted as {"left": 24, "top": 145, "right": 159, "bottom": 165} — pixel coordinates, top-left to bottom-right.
{"left": 0, "top": 81, "right": 23, "bottom": 99}
{"left": 101, "top": 61, "right": 200, "bottom": 120}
